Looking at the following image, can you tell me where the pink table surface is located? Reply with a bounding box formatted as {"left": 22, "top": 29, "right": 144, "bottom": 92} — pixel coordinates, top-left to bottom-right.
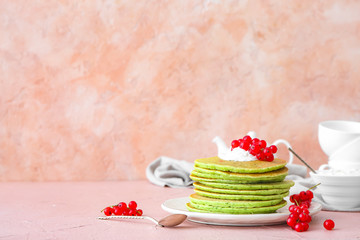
{"left": 0, "top": 181, "right": 359, "bottom": 240}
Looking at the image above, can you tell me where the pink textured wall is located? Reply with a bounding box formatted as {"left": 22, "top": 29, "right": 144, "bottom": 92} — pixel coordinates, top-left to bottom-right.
{"left": 1, "top": 0, "right": 360, "bottom": 181}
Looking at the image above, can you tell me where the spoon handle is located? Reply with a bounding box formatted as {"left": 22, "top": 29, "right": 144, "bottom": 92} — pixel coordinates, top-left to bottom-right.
{"left": 97, "top": 215, "right": 159, "bottom": 225}
{"left": 288, "top": 148, "right": 316, "bottom": 173}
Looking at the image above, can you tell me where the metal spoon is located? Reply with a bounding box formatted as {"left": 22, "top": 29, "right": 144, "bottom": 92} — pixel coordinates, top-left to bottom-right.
{"left": 97, "top": 214, "right": 187, "bottom": 227}
{"left": 288, "top": 148, "right": 316, "bottom": 173}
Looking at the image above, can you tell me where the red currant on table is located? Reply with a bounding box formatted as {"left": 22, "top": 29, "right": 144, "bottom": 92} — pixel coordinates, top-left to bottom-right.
{"left": 118, "top": 202, "right": 127, "bottom": 211}
{"left": 301, "top": 222, "right": 309, "bottom": 231}
{"left": 101, "top": 200, "right": 143, "bottom": 217}
{"left": 113, "top": 206, "right": 123, "bottom": 216}
{"left": 287, "top": 216, "right": 297, "bottom": 227}
{"left": 294, "top": 223, "right": 304, "bottom": 232}
{"left": 324, "top": 219, "right": 335, "bottom": 230}
{"left": 123, "top": 207, "right": 130, "bottom": 216}
{"left": 286, "top": 186, "right": 321, "bottom": 232}
{"left": 137, "top": 209, "right": 143, "bottom": 216}
{"left": 128, "top": 201, "right": 137, "bottom": 210}
{"left": 103, "top": 207, "right": 112, "bottom": 216}
{"left": 129, "top": 209, "right": 138, "bottom": 216}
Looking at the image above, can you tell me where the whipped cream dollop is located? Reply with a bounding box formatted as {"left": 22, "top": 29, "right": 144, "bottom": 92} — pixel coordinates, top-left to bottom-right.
{"left": 213, "top": 133, "right": 258, "bottom": 162}
{"left": 217, "top": 145, "right": 257, "bottom": 161}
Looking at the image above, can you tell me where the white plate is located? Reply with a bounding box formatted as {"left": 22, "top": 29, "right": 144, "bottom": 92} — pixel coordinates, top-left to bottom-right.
{"left": 161, "top": 197, "right": 322, "bottom": 226}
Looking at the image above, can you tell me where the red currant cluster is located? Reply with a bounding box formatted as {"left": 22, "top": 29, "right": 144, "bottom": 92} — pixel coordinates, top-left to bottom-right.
{"left": 287, "top": 189, "right": 335, "bottom": 232}
{"left": 102, "top": 201, "right": 143, "bottom": 216}
{"left": 287, "top": 190, "right": 314, "bottom": 232}
{"left": 231, "top": 135, "right": 277, "bottom": 161}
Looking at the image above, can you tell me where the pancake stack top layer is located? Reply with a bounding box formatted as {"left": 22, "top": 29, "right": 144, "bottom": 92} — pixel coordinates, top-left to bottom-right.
{"left": 187, "top": 156, "right": 294, "bottom": 214}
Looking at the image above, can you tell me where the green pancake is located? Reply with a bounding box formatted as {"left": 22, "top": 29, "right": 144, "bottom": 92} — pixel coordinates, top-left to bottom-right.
{"left": 193, "top": 182, "right": 291, "bottom": 195}
{"left": 190, "top": 174, "right": 254, "bottom": 184}
{"left": 198, "top": 180, "right": 294, "bottom": 190}
{"left": 189, "top": 193, "right": 284, "bottom": 208}
{"left": 194, "top": 188, "right": 289, "bottom": 200}
{"left": 195, "top": 156, "right": 287, "bottom": 173}
{"left": 191, "top": 167, "right": 288, "bottom": 183}
{"left": 186, "top": 200, "right": 287, "bottom": 214}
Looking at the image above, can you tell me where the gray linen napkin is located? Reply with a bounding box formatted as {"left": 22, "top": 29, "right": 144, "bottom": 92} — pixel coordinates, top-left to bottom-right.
{"left": 146, "top": 156, "right": 194, "bottom": 188}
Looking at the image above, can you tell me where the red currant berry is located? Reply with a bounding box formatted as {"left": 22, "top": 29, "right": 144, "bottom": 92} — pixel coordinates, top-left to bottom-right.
{"left": 259, "top": 140, "right": 267, "bottom": 149}
{"left": 251, "top": 138, "right": 260, "bottom": 145}
{"left": 289, "top": 212, "right": 299, "bottom": 220}
{"left": 231, "top": 140, "right": 240, "bottom": 150}
{"left": 287, "top": 217, "right": 297, "bottom": 227}
{"left": 300, "top": 203, "right": 308, "bottom": 209}
{"left": 256, "top": 152, "right": 265, "bottom": 160}
{"left": 137, "top": 209, "right": 143, "bottom": 216}
{"left": 299, "top": 213, "right": 308, "bottom": 222}
{"left": 301, "top": 222, "right": 309, "bottom": 231}
{"left": 306, "top": 214, "right": 312, "bottom": 223}
{"left": 290, "top": 194, "right": 300, "bottom": 204}
{"left": 269, "top": 145, "right": 278, "bottom": 153}
{"left": 123, "top": 208, "right": 130, "bottom": 216}
{"left": 301, "top": 208, "right": 310, "bottom": 215}
{"left": 323, "top": 219, "right": 335, "bottom": 230}
{"left": 291, "top": 206, "right": 301, "bottom": 214}
{"left": 306, "top": 190, "right": 314, "bottom": 200}
{"left": 294, "top": 223, "right": 303, "bottom": 232}
{"left": 265, "top": 154, "right": 274, "bottom": 162}
{"left": 249, "top": 144, "right": 260, "bottom": 155}
{"left": 300, "top": 201, "right": 310, "bottom": 209}
{"left": 113, "top": 206, "right": 123, "bottom": 216}
{"left": 103, "top": 207, "right": 112, "bottom": 216}
{"left": 299, "top": 191, "right": 308, "bottom": 201}
{"left": 118, "top": 202, "right": 127, "bottom": 211}
{"left": 128, "top": 201, "right": 137, "bottom": 210}
{"left": 243, "top": 135, "right": 252, "bottom": 143}
{"left": 239, "top": 141, "right": 250, "bottom": 151}
{"left": 129, "top": 209, "right": 137, "bottom": 216}
{"left": 289, "top": 205, "right": 296, "bottom": 212}
{"left": 110, "top": 207, "right": 116, "bottom": 215}
{"left": 263, "top": 147, "right": 272, "bottom": 156}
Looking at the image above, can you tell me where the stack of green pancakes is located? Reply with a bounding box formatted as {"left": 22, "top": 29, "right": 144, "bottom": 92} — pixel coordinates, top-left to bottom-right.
{"left": 187, "top": 156, "right": 294, "bottom": 214}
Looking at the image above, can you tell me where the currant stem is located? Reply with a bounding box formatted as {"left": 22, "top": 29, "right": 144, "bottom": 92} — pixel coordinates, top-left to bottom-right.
{"left": 100, "top": 204, "right": 118, "bottom": 212}
{"left": 308, "top": 183, "right": 321, "bottom": 191}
